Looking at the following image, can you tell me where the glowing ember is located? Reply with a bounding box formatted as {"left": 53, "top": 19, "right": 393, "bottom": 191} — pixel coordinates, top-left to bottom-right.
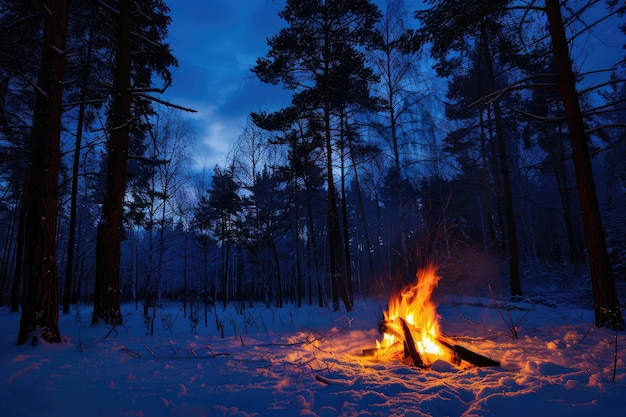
{"left": 376, "top": 264, "right": 453, "bottom": 365}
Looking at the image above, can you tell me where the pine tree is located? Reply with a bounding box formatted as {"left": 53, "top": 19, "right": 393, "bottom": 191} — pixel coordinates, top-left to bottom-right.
{"left": 252, "top": 0, "right": 382, "bottom": 311}
{"left": 198, "top": 165, "right": 242, "bottom": 309}
{"left": 17, "top": 0, "right": 69, "bottom": 344}
{"left": 92, "top": 0, "right": 178, "bottom": 325}
{"left": 414, "top": 0, "right": 623, "bottom": 328}
{"left": 415, "top": 0, "right": 523, "bottom": 296}
{"left": 545, "top": 0, "right": 622, "bottom": 329}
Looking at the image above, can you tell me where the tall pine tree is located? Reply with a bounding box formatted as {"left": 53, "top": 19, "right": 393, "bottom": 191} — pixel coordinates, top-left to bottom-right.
{"left": 91, "top": 0, "right": 178, "bottom": 325}
{"left": 252, "top": 0, "right": 381, "bottom": 311}
{"left": 17, "top": 0, "right": 69, "bottom": 344}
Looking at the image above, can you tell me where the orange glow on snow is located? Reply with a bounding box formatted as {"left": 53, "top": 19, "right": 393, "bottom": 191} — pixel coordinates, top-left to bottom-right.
{"left": 376, "top": 264, "right": 452, "bottom": 365}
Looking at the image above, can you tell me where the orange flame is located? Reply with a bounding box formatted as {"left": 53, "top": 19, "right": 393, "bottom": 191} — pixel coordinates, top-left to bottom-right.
{"left": 376, "top": 264, "right": 452, "bottom": 364}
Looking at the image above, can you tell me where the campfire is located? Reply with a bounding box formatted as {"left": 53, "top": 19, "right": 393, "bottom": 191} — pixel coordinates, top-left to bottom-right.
{"left": 364, "top": 265, "right": 500, "bottom": 369}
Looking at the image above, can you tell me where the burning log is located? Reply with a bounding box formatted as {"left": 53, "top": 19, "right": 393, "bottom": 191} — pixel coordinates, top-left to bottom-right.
{"left": 437, "top": 338, "right": 500, "bottom": 367}
{"left": 366, "top": 264, "right": 500, "bottom": 370}
{"left": 363, "top": 331, "right": 500, "bottom": 368}
{"left": 399, "top": 317, "right": 426, "bottom": 368}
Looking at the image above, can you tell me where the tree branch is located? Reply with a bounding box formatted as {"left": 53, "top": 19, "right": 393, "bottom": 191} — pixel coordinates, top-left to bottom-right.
{"left": 135, "top": 93, "right": 197, "bottom": 113}
{"left": 512, "top": 108, "right": 565, "bottom": 122}
{"left": 468, "top": 73, "right": 558, "bottom": 108}
{"left": 586, "top": 123, "right": 626, "bottom": 134}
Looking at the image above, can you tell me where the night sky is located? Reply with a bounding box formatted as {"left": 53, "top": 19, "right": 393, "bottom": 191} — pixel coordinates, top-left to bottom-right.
{"left": 165, "top": 0, "right": 291, "bottom": 168}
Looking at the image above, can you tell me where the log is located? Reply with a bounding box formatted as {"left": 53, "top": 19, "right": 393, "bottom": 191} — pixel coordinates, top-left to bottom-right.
{"left": 437, "top": 338, "right": 500, "bottom": 367}
{"left": 364, "top": 320, "right": 501, "bottom": 368}
{"left": 399, "top": 318, "right": 426, "bottom": 368}
{"left": 362, "top": 341, "right": 402, "bottom": 357}
{"left": 450, "top": 344, "right": 500, "bottom": 367}
{"left": 362, "top": 348, "right": 378, "bottom": 357}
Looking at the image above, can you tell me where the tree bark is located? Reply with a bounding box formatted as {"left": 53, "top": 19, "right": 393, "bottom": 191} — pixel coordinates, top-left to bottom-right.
{"left": 323, "top": 31, "right": 351, "bottom": 313}
{"left": 339, "top": 116, "right": 354, "bottom": 306}
{"left": 17, "top": 0, "right": 69, "bottom": 344}
{"left": 549, "top": 126, "right": 583, "bottom": 262}
{"left": 545, "top": 0, "right": 622, "bottom": 329}
{"left": 11, "top": 176, "right": 27, "bottom": 313}
{"left": 92, "top": 0, "right": 132, "bottom": 325}
{"left": 480, "top": 22, "right": 522, "bottom": 296}
{"left": 64, "top": 4, "right": 98, "bottom": 314}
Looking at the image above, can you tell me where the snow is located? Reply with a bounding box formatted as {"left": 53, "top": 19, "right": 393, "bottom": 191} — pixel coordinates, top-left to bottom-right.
{"left": 1, "top": 296, "right": 624, "bottom": 417}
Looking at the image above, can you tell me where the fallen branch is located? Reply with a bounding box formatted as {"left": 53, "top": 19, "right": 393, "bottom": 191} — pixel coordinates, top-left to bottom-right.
{"left": 121, "top": 347, "right": 142, "bottom": 358}
{"left": 315, "top": 374, "right": 354, "bottom": 386}
{"left": 142, "top": 344, "right": 230, "bottom": 359}
{"left": 103, "top": 323, "right": 118, "bottom": 339}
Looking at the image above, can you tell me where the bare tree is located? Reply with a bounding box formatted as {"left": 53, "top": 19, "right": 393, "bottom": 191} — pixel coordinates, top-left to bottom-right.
{"left": 136, "top": 107, "right": 193, "bottom": 334}
{"left": 368, "top": 0, "right": 448, "bottom": 286}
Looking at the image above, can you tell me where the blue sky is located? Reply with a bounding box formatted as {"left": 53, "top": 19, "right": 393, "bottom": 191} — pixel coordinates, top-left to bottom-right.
{"left": 163, "top": 1, "right": 624, "bottom": 170}
{"left": 165, "top": 0, "right": 291, "bottom": 168}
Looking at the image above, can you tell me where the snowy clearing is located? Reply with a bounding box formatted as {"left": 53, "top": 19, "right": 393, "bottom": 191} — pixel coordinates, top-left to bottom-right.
{"left": 1, "top": 296, "right": 625, "bottom": 417}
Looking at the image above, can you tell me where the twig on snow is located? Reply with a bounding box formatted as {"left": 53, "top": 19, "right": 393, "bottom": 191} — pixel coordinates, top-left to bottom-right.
{"left": 315, "top": 374, "right": 354, "bottom": 386}
{"left": 489, "top": 284, "right": 519, "bottom": 339}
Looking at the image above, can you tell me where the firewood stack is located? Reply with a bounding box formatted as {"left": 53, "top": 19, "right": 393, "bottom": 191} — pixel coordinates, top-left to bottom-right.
{"left": 363, "top": 320, "right": 500, "bottom": 369}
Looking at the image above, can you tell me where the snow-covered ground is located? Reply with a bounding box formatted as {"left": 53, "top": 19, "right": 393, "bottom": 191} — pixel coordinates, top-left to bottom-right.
{"left": 1, "top": 293, "right": 624, "bottom": 417}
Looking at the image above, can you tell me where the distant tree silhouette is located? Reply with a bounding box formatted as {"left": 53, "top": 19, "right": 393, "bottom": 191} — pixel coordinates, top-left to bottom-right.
{"left": 199, "top": 165, "right": 242, "bottom": 309}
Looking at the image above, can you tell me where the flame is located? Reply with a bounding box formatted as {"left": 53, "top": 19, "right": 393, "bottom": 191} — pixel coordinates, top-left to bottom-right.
{"left": 376, "top": 264, "right": 452, "bottom": 365}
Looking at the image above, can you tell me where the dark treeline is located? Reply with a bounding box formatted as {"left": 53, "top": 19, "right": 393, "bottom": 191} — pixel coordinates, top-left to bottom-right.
{"left": 1, "top": 0, "right": 625, "bottom": 343}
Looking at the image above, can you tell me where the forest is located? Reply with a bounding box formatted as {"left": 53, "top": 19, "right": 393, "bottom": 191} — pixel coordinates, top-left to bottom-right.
{"left": 0, "top": 0, "right": 625, "bottom": 346}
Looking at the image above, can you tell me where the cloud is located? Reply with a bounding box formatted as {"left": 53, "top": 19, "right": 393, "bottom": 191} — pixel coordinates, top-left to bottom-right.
{"left": 197, "top": 119, "right": 240, "bottom": 166}
{"left": 165, "top": 100, "right": 240, "bottom": 169}
{"left": 165, "top": 0, "right": 288, "bottom": 169}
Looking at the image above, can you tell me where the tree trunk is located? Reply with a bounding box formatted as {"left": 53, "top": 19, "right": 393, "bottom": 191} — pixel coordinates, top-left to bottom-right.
{"left": 0, "top": 195, "right": 18, "bottom": 305}
{"left": 339, "top": 117, "right": 354, "bottom": 306}
{"left": 479, "top": 110, "right": 496, "bottom": 254}
{"left": 222, "top": 231, "right": 230, "bottom": 310}
{"left": 348, "top": 133, "right": 376, "bottom": 294}
{"left": 323, "top": 33, "right": 351, "bottom": 312}
{"left": 294, "top": 186, "right": 302, "bottom": 307}
{"left": 64, "top": 5, "right": 98, "bottom": 314}
{"left": 183, "top": 231, "right": 188, "bottom": 317}
{"left": 270, "top": 232, "right": 283, "bottom": 308}
{"left": 480, "top": 22, "right": 522, "bottom": 296}
{"left": 548, "top": 125, "right": 583, "bottom": 262}
{"left": 11, "top": 177, "right": 27, "bottom": 313}
{"left": 381, "top": 35, "right": 409, "bottom": 287}
{"left": 92, "top": 0, "right": 132, "bottom": 325}
{"left": 304, "top": 188, "right": 324, "bottom": 307}
{"left": 62, "top": 103, "right": 83, "bottom": 314}
{"left": 18, "top": 0, "right": 69, "bottom": 344}
{"left": 545, "top": 0, "right": 622, "bottom": 329}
